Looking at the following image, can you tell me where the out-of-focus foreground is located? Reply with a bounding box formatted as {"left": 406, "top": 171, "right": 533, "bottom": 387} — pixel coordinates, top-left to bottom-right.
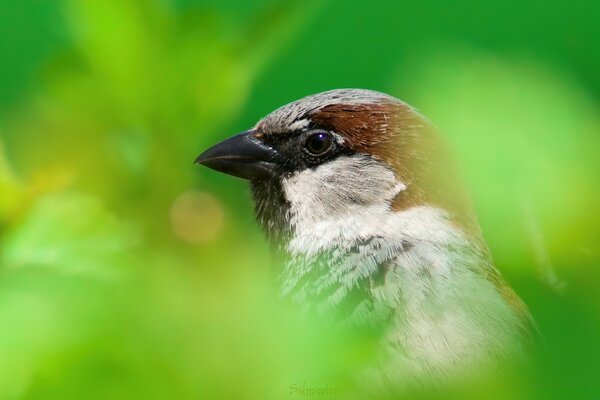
{"left": 0, "top": 1, "right": 599, "bottom": 399}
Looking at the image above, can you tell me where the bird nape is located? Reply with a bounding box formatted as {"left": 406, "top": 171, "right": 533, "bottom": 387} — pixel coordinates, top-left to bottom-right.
{"left": 195, "top": 88, "right": 534, "bottom": 392}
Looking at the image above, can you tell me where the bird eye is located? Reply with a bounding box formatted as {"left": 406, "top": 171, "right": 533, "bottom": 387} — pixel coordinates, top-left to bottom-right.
{"left": 305, "top": 132, "right": 333, "bottom": 155}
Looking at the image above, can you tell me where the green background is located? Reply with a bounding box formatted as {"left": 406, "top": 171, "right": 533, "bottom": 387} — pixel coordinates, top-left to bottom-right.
{"left": 0, "top": 0, "right": 599, "bottom": 398}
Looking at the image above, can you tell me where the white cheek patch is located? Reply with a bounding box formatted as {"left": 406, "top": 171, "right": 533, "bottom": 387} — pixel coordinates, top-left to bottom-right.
{"left": 282, "top": 154, "right": 402, "bottom": 226}
{"left": 281, "top": 154, "right": 462, "bottom": 258}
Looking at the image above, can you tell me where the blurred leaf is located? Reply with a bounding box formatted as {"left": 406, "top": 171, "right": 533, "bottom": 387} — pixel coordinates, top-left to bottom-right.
{"left": 2, "top": 192, "right": 137, "bottom": 278}
{"left": 0, "top": 271, "right": 116, "bottom": 399}
{"left": 0, "top": 139, "right": 25, "bottom": 224}
{"left": 399, "top": 46, "right": 600, "bottom": 276}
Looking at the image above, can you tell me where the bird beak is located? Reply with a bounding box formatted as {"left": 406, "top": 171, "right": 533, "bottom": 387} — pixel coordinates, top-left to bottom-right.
{"left": 195, "top": 130, "right": 278, "bottom": 180}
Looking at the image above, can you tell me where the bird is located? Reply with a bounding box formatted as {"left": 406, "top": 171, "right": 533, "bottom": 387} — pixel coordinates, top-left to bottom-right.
{"left": 195, "top": 89, "right": 534, "bottom": 389}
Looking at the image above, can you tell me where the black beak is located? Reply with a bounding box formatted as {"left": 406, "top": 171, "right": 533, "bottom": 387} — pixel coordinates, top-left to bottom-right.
{"left": 195, "top": 130, "right": 278, "bottom": 180}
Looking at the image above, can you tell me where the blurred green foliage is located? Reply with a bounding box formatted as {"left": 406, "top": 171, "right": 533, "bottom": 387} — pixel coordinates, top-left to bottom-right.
{"left": 0, "top": 0, "right": 599, "bottom": 399}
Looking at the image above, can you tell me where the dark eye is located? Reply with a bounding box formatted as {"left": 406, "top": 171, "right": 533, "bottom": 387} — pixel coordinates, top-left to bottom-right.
{"left": 305, "top": 132, "right": 333, "bottom": 155}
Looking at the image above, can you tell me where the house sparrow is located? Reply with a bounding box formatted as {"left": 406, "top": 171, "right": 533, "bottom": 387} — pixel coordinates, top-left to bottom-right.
{"left": 195, "top": 89, "right": 533, "bottom": 386}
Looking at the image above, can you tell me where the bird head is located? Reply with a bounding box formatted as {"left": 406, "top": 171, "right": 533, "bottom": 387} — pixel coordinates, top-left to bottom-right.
{"left": 196, "top": 89, "right": 474, "bottom": 245}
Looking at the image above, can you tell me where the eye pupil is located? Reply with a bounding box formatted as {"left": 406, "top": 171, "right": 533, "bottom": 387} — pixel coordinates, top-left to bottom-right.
{"left": 306, "top": 132, "right": 332, "bottom": 155}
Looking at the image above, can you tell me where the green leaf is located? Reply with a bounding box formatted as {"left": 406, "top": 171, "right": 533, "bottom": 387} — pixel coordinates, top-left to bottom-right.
{"left": 2, "top": 192, "right": 137, "bottom": 278}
